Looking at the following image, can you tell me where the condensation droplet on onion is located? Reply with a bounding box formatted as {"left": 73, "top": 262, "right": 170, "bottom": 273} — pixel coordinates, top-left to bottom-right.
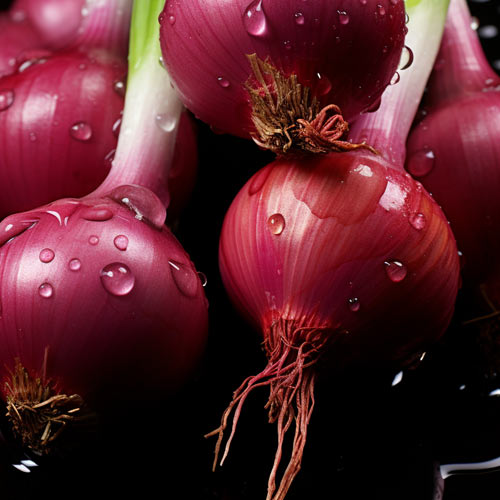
{"left": 407, "top": 148, "right": 435, "bottom": 177}
{"left": 39, "top": 248, "right": 55, "bottom": 263}
{"left": 398, "top": 46, "right": 414, "bottom": 71}
{"left": 169, "top": 260, "right": 199, "bottom": 298}
{"left": 114, "top": 235, "right": 129, "bottom": 251}
{"left": 38, "top": 282, "right": 54, "bottom": 298}
{"left": 243, "top": 0, "right": 267, "bottom": 37}
{"left": 70, "top": 121, "right": 93, "bottom": 142}
{"left": 0, "top": 219, "right": 38, "bottom": 246}
{"left": 267, "top": 213, "right": 285, "bottom": 235}
{"left": 337, "top": 10, "right": 349, "bottom": 25}
{"left": 88, "top": 235, "right": 99, "bottom": 245}
{"left": 100, "top": 263, "right": 135, "bottom": 296}
{"left": 384, "top": 260, "right": 407, "bottom": 282}
{"left": 68, "top": 258, "right": 81, "bottom": 271}
{"left": 113, "top": 80, "right": 125, "bottom": 96}
{"left": 0, "top": 89, "right": 15, "bottom": 111}
{"left": 155, "top": 113, "right": 177, "bottom": 132}
{"left": 315, "top": 72, "right": 332, "bottom": 96}
{"left": 409, "top": 213, "right": 426, "bottom": 230}
{"left": 217, "top": 77, "right": 230, "bottom": 88}
{"left": 390, "top": 72, "right": 400, "bottom": 85}
{"left": 294, "top": 12, "right": 305, "bottom": 25}
{"left": 112, "top": 117, "right": 122, "bottom": 137}
{"left": 348, "top": 297, "right": 360, "bottom": 312}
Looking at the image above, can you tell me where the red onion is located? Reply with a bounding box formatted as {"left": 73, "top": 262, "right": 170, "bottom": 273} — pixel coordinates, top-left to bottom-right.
{"left": 0, "top": 0, "right": 208, "bottom": 455}
{"left": 159, "top": 0, "right": 407, "bottom": 154}
{"left": 406, "top": 0, "right": 500, "bottom": 295}
{"left": 208, "top": 2, "right": 458, "bottom": 499}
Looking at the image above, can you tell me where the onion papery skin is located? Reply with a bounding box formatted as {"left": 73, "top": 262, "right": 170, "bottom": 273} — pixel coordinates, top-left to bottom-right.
{"left": 0, "top": 49, "right": 126, "bottom": 219}
{"left": 159, "top": 0, "right": 406, "bottom": 141}
{"left": 0, "top": 10, "right": 41, "bottom": 78}
{"left": 0, "top": 187, "right": 208, "bottom": 451}
{"left": 220, "top": 152, "right": 460, "bottom": 369}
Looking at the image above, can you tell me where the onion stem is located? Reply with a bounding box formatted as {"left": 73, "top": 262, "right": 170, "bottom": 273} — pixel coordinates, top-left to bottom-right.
{"left": 91, "top": 0, "right": 184, "bottom": 209}
{"left": 350, "top": 0, "right": 450, "bottom": 166}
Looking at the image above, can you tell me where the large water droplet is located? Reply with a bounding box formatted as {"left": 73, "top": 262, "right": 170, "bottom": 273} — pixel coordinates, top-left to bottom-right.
{"left": 70, "top": 121, "right": 92, "bottom": 141}
{"left": 398, "top": 46, "right": 414, "bottom": 71}
{"left": 337, "top": 10, "right": 349, "bottom": 24}
{"left": 68, "top": 258, "right": 81, "bottom": 271}
{"left": 407, "top": 148, "right": 435, "bottom": 177}
{"left": 38, "top": 283, "right": 54, "bottom": 298}
{"left": 243, "top": 0, "right": 267, "bottom": 37}
{"left": 294, "top": 12, "right": 305, "bottom": 25}
{"left": 39, "top": 248, "right": 55, "bottom": 263}
{"left": 409, "top": 213, "right": 426, "bottom": 230}
{"left": 169, "top": 260, "right": 199, "bottom": 298}
{"left": 0, "top": 89, "right": 15, "bottom": 111}
{"left": 348, "top": 297, "right": 360, "bottom": 312}
{"left": 100, "top": 263, "right": 135, "bottom": 296}
{"left": 267, "top": 213, "right": 285, "bottom": 235}
{"left": 155, "top": 113, "right": 177, "bottom": 132}
{"left": 81, "top": 206, "right": 113, "bottom": 222}
{"left": 384, "top": 260, "right": 407, "bottom": 282}
{"left": 114, "top": 235, "right": 129, "bottom": 251}
{"left": 108, "top": 185, "right": 166, "bottom": 229}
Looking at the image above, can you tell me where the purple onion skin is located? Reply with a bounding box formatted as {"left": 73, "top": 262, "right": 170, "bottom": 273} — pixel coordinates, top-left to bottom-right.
{"left": 0, "top": 49, "right": 126, "bottom": 220}
{"left": 159, "top": 0, "right": 406, "bottom": 139}
{"left": 0, "top": 187, "right": 209, "bottom": 410}
{"left": 219, "top": 151, "right": 460, "bottom": 370}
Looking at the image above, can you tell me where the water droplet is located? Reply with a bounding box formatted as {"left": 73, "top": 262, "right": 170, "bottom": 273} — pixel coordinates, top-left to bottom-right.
{"left": 29, "top": 132, "right": 37, "bottom": 142}
{"left": 0, "top": 89, "right": 14, "bottom": 111}
{"left": 82, "top": 206, "right": 113, "bottom": 222}
{"left": 155, "top": 113, "right": 177, "bottom": 132}
{"left": 39, "top": 248, "right": 55, "bottom": 263}
{"left": 78, "top": 63, "right": 87, "bottom": 70}
{"left": 470, "top": 16, "right": 479, "bottom": 30}
{"left": 100, "top": 263, "right": 135, "bottom": 296}
{"left": 198, "top": 271, "right": 208, "bottom": 287}
{"left": 38, "top": 283, "right": 54, "bottom": 298}
{"left": 112, "top": 117, "right": 122, "bottom": 137}
{"left": 108, "top": 185, "right": 166, "bottom": 229}
{"left": 390, "top": 72, "right": 400, "bottom": 85}
{"left": 283, "top": 40, "right": 292, "bottom": 50}
{"left": 70, "top": 121, "right": 92, "bottom": 141}
{"left": 217, "top": 77, "right": 230, "bottom": 88}
{"left": 337, "top": 10, "right": 349, "bottom": 24}
{"left": 384, "top": 260, "right": 407, "bottom": 282}
{"left": 294, "top": 12, "right": 305, "bottom": 25}
{"left": 315, "top": 72, "right": 332, "bottom": 96}
{"left": 243, "top": 0, "right": 267, "bottom": 37}
{"left": 267, "top": 213, "right": 285, "bottom": 235}
{"left": 114, "top": 235, "right": 129, "bottom": 251}
{"left": 113, "top": 80, "right": 125, "bottom": 96}
{"left": 88, "top": 235, "right": 99, "bottom": 245}
{"left": 68, "top": 258, "right": 81, "bottom": 271}
{"left": 409, "top": 213, "right": 426, "bottom": 230}
{"left": 389, "top": 0, "right": 398, "bottom": 4}
{"left": 168, "top": 14, "right": 176, "bottom": 25}
{"left": 376, "top": 4, "right": 386, "bottom": 16}
{"left": 360, "top": 0, "right": 367, "bottom": 5}
{"left": 348, "top": 297, "right": 360, "bottom": 312}
{"left": 169, "top": 260, "right": 199, "bottom": 298}
{"left": 249, "top": 166, "right": 272, "bottom": 195}
{"left": 407, "top": 148, "right": 435, "bottom": 177}
{"left": 104, "top": 149, "right": 116, "bottom": 167}
{"left": 398, "top": 46, "right": 414, "bottom": 70}
{"left": 405, "top": 12, "right": 409, "bottom": 23}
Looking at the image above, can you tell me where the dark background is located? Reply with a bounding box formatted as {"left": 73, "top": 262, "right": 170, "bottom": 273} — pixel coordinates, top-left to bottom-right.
{"left": 1, "top": 1, "right": 500, "bottom": 499}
